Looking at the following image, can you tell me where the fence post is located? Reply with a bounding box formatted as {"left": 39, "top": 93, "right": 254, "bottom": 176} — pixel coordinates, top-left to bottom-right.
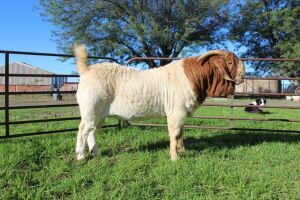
{"left": 229, "top": 94, "right": 235, "bottom": 127}
{"left": 118, "top": 120, "right": 130, "bottom": 129}
{"left": 4, "top": 52, "right": 10, "bottom": 137}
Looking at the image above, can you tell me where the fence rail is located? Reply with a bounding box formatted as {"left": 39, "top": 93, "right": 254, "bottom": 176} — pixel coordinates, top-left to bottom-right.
{"left": 129, "top": 123, "right": 300, "bottom": 134}
{"left": 0, "top": 50, "right": 119, "bottom": 62}
{"left": 0, "top": 50, "right": 299, "bottom": 139}
{"left": 0, "top": 73, "right": 80, "bottom": 77}
{"left": 126, "top": 56, "right": 300, "bottom": 65}
{"left": 190, "top": 116, "right": 300, "bottom": 123}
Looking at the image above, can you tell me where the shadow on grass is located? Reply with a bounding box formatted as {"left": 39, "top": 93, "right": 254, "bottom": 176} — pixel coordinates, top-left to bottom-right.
{"left": 134, "top": 131, "right": 300, "bottom": 153}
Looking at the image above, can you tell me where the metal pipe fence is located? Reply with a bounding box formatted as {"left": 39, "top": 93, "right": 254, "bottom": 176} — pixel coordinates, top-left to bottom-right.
{"left": 0, "top": 50, "right": 299, "bottom": 139}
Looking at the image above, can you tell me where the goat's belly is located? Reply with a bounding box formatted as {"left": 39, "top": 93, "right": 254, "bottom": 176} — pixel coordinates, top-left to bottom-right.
{"left": 107, "top": 100, "right": 165, "bottom": 120}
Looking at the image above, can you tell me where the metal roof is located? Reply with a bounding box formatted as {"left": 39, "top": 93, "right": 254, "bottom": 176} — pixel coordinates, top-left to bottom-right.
{"left": 0, "top": 62, "right": 54, "bottom": 85}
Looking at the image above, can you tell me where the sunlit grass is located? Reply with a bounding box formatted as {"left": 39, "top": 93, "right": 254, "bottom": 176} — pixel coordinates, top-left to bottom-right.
{"left": 0, "top": 98, "right": 299, "bottom": 199}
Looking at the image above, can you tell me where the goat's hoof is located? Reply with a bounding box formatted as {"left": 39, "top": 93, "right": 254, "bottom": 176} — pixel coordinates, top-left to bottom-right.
{"left": 170, "top": 154, "right": 178, "bottom": 161}
{"left": 177, "top": 146, "right": 185, "bottom": 153}
{"left": 90, "top": 146, "right": 100, "bottom": 156}
{"left": 76, "top": 153, "right": 85, "bottom": 160}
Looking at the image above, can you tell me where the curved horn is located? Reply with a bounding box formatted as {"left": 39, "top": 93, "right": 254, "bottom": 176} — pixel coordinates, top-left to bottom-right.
{"left": 197, "top": 50, "right": 227, "bottom": 65}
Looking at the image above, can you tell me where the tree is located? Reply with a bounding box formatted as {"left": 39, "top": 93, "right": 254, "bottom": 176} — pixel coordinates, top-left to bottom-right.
{"left": 229, "top": 0, "right": 300, "bottom": 79}
{"left": 39, "top": 0, "right": 230, "bottom": 68}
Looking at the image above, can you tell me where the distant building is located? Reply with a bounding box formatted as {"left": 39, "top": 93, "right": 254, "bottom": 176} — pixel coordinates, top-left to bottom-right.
{"left": 60, "top": 82, "right": 78, "bottom": 91}
{"left": 0, "top": 62, "right": 66, "bottom": 92}
{"left": 235, "top": 78, "right": 281, "bottom": 93}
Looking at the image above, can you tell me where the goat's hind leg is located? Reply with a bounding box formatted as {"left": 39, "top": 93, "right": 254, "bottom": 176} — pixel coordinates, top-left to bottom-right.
{"left": 76, "top": 109, "right": 101, "bottom": 160}
{"left": 76, "top": 121, "right": 87, "bottom": 160}
{"left": 176, "top": 128, "right": 185, "bottom": 153}
{"left": 87, "top": 118, "right": 102, "bottom": 156}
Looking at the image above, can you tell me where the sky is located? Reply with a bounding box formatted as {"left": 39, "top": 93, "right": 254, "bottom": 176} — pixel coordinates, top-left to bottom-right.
{"left": 0, "top": 0, "right": 76, "bottom": 74}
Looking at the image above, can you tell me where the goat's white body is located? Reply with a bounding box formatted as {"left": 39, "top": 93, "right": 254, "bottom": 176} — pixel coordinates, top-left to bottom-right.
{"left": 76, "top": 61, "right": 197, "bottom": 121}
{"left": 74, "top": 45, "right": 245, "bottom": 161}
{"left": 75, "top": 61, "right": 196, "bottom": 161}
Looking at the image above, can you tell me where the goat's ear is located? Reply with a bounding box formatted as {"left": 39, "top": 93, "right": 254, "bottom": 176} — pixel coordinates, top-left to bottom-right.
{"left": 197, "top": 50, "right": 234, "bottom": 82}
{"left": 212, "top": 59, "right": 234, "bottom": 82}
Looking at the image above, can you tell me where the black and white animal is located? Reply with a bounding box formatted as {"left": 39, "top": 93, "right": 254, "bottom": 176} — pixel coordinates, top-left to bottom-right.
{"left": 244, "top": 98, "right": 267, "bottom": 114}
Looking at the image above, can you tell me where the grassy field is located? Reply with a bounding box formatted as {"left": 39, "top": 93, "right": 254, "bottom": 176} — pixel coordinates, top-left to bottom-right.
{"left": 0, "top": 98, "right": 299, "bottom": 199}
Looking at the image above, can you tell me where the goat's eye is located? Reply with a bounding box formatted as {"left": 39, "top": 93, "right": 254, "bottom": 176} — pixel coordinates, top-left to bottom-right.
{"left": 228, "top": 62, "right": 233, "bottom": 65}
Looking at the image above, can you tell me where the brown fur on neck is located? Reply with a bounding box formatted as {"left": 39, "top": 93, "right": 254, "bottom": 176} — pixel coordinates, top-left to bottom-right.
{"left": 182, "top": 55, "right": 236, "bottom": 103}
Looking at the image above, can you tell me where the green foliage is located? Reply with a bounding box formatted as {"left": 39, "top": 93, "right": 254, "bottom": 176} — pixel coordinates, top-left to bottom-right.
{"left": 229, "top": 0, "right": 300, "bottom": 77}
{"left": 38, "top": 0, "right": 229, "bottom": 68}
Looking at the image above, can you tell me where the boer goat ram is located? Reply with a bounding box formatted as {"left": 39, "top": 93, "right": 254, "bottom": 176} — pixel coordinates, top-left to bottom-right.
{"left": 74, "top": 45, "right": 245, "bottom": 161}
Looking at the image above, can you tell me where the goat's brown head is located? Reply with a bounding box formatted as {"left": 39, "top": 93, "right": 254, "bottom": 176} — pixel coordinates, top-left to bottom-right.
{"left": 183, "top": 50, "right": 245, "bottom": 102}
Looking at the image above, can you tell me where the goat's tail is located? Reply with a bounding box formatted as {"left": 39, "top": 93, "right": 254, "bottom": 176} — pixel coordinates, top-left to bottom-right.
{"left": 74, "top": 44, "right": 88, "bottom": 74}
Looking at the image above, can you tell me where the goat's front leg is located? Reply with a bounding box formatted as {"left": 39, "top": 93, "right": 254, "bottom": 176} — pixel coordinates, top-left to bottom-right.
{"left": 167, "top": 116, "right": 184, "bottom": 161}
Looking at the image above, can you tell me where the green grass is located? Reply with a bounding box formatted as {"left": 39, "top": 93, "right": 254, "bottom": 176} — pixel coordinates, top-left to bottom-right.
{"left": 0, "top": 99, "right": 299, "bottom": 199}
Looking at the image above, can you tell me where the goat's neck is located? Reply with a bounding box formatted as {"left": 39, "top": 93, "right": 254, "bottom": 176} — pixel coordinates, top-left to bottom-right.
{"left": 182, "top": 57, "right": 233, "bottom": 103}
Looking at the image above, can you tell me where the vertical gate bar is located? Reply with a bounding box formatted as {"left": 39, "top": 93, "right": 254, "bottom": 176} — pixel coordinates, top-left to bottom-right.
{"left": 4, "top": 52, "right": 10, "bottom": 137}
{"left": 118, "top": 120, "right": 122, "bottom": 129}
{"left": 118, "top": 120, "right": 129, "bottom": 129}
{"left": 229, "top": 95, "right": 235, "bottom": 127}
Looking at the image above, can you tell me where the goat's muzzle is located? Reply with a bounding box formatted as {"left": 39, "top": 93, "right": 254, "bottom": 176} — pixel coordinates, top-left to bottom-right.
{"left": 234, "top": 60, "right": 246, "bottom": 85}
